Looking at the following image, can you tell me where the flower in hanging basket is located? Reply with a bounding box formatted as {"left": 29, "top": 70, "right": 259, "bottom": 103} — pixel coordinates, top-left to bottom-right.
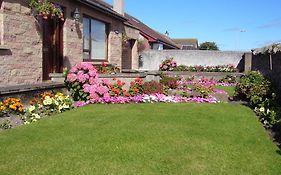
{"left": 29, "top": 0, "right": 64, "bottom": 20}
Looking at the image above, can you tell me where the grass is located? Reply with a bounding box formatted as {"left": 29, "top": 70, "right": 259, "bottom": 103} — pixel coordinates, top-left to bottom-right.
{"left": 0, "top": 103, "right": 281, "bottom": 175}
{"left": 214, "top": 86, "right": 236, "bottom": 96}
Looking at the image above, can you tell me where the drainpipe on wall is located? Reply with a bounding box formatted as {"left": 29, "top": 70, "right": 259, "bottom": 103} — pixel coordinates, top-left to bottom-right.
{"left": 114, "top": 0, "right": 124, "bottom": 16}
{"left": 269, "top": 53, "right": 273, "bottom": 71}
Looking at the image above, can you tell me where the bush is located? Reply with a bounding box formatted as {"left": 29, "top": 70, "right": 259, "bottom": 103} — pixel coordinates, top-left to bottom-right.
{"left": 65, "top": 63, "right": 110, "bottom": 102}
{"left": 109, "top": 79, "right": 129, "bottom": 97}
{"left": 218, "top": 75, "right": 237, "bottom": 84}
{"left": 129, "top": 78, "right": 144, "bottom": 96}
{"left": 159, "top": 58, "right": 177, "bottom": 71}
{"left": 160, "top": 74, "right": 178, "bottom": 89}
{"left": 235, "top": 71, "right": 279, "bottom": 128}
{"left": 143, "top": 81, "right": 164, "bottom": 94}
{"left": 235, "top": 71, "right": 270, "bottom": 104}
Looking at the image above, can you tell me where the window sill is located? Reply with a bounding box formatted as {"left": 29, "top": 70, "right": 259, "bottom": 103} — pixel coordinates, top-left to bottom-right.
{"left": 0, "top": 45, "right": 9, "bottom": 50}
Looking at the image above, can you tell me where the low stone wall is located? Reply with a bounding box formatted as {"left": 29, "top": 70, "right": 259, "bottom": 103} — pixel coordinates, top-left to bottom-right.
{"left": 0, "top": 83, "right": 67, "bottom": 105}
{"left": 139, "top": 50, "right": 246, "bottom": 71}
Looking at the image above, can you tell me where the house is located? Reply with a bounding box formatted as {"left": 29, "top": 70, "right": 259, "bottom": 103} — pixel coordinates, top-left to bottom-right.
{"left": 125, "top": 14, "right": 179, "bottom": 51}
{"left": 172, "top": 38, "right": 199, "bottom": 50}
{"left": 0, "top": 0, "right": 140, "bottom": 86}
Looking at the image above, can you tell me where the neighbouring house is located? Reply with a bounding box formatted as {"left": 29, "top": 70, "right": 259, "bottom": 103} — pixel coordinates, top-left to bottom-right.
{"left": 0, "top": 0, "right": 140, "bottom": 86}
{"left": 172, "top": 38, "right": 199, "bottom": 50}
{"left": 125, "top": 14, "right": 179, "bottom": 51}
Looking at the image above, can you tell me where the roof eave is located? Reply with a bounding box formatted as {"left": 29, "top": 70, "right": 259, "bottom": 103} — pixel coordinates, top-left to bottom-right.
{"left": 77, "top": 0, "right": 127, "bottom": 22}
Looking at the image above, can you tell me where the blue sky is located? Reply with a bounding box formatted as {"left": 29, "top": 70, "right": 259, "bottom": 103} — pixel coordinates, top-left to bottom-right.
{"left": 105, "top": 0, "right": 281, "bottom": 51}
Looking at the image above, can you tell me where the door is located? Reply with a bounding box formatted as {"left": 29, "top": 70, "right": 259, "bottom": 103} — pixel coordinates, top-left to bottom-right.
{"left": 122, "top": 39, "right": 135, "bottom": 70}
{"left": 42, "top": 18, "right": 64, "bottom": 80}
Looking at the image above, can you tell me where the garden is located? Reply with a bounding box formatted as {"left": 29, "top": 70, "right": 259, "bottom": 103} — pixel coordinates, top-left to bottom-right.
{"left": 0, "top": 60, "right": 281, "bottom": 174}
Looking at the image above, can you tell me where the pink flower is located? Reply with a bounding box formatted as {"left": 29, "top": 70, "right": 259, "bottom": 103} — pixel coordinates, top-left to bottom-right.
{"left": 67, "top": 73, "right": 77, "bottom": 82}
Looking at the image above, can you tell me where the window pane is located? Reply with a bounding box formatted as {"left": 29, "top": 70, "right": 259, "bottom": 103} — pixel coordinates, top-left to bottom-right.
{"left": 83, "top": 18, "right": 90, "bottom": 51}
{"left": 91, "top": 19, "right": 106, "bottom": 60}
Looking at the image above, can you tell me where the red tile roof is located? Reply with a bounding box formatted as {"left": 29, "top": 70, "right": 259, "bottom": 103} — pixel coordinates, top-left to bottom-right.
{"left": 125, "top": 14, "right": 179, "bottom": 49}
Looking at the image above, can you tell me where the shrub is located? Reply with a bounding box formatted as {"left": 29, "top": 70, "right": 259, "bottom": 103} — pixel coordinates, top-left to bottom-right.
{"left": 143, "top": 81, "right": 164, "bottom": 94}
{"left": 218, "top": 75, "right": 237, "bottom": 84}
{"left": 235, "top": 71, "right": 279, "bottom": 128}
{"left": 160, "top": 74, "right": 178, "bottom": 89}
{"left": 65, "top": 62, "right": 110, "bottom": 102}
{"left": 174, "top": 65, "right": 188, "bottom": 71}
{"left": 96, "top": 62, "right": 120, "bottom": 74}
{"left": 109, "top": 79, "right": 129, "bottom": 97}
{"left": 159, "top": 57, "right": 177, "bottom": 71}
{"left": 235, "top": 71, "right": 270, "bottom": 104}
{"left": 129, "top": 78, "right": 144, "bottom": 96}
{"left": 193, "top": 82, "right": 214, "bottom": 98}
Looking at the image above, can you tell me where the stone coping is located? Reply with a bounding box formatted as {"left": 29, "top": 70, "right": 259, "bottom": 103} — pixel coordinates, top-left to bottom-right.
{"left": 99, "top": 73, "right": 147, "bottom": 78}
{"left": 0, "top": 82, "right": 65, "bottom": 95}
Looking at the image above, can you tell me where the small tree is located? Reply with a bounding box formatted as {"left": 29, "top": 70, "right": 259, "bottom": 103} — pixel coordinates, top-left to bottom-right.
{"left": 199, "top": 42, "right": 219, "bottom": 51}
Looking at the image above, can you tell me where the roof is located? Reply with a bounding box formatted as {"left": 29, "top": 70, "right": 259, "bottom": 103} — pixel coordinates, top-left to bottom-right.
{"left": 77, "top": 0, "right": 127, "bottom": 21}
{"left": 252, "top": 43, "right": 281, "bottom": 55}
{"left": 172, "top": 38, "right": 198, "bottom": 48}
{"left": 125, "top": 14, "right": 179, "bottom": 49}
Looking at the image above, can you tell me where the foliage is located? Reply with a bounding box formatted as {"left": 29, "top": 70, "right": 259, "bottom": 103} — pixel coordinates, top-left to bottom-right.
{"left": 193, "top": 81, "right": 214, "bottom": 98}
{"left": 235, "top": 71, "right": 279, "bottom": 128}
{"left": 199, "top": 41, "right": 219, "bottom": 50}
{"left": 218, "top": 75, "right": 238, "bottom": 84}
{"left": 173, "top": 64, "right": 237, "bottom": 72}
{"left": 159, "top": 57, "right": 177, "bottom": 71}
{"left": 65, "top": 62, "right": 111, "bottom": 102}
{"left": 29, "top": 0, "right": 64, "bottom": 20}
{"left": 143, "top": 81, "right": 164, "bottom": 95}
{"left": 0, "top": 120, "right": 12, "bottom": 130}
{"left": 129, "top": 78, "right": 144, "bottom": 96}
{"left": 23, "top": 92, "right": 73, "bottom": 124}
{"left": 96, "top": 62, "right": 120, "bottom": 74}
{"left": 109, "top": 79, "right": 129, "bottom": 97}
{"left": 160, "top": 74, "right": 178, "bottom": 89}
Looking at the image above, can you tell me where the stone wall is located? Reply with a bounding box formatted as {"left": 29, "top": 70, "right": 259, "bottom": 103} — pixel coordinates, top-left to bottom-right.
{"left": 251, "top": 52, "right": 281, "bottom": 93}
{"left": 0, "top": 1, "right": 42, "bottom": 85}
{"left": 140, "top": 50, "right": 246, "bottom": 71}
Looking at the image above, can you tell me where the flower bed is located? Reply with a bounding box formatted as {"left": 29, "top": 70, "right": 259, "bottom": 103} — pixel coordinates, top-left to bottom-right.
{"left": 159, "top": 58, "right": 238, "bottom": 73}
{"left": 65, "top": 63, "right": 238, "bottom": 108}
{"left": 0, "top": 92, "right": 73, "bottom": 130}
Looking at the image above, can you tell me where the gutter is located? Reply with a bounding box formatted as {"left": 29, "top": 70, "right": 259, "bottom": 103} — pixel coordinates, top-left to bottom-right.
{"left": 77, "top": 0, "right": 127, "bottom": 22}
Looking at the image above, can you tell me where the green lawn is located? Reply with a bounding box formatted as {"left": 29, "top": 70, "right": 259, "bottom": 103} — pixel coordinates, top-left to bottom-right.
{"left": 214, "top": 86, "right": 236, "bottom": 97}
{"left": 0, "top": 103, "right": 280, "bottom": 175}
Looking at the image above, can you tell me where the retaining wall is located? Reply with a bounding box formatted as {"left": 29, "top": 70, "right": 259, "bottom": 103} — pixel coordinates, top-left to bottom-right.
{"left": 140, "top": 50, "right": 246, "bottom": 71}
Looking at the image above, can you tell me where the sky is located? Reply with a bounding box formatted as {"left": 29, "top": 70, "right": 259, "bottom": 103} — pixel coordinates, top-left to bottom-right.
{"left": 105, "top": 0, "right": 281, "bottom": 51}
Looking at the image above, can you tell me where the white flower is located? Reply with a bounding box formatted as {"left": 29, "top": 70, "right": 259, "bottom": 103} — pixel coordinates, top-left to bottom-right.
{"left": 259, "top": 107, "right": 265, "bottom": 112}
{"left": 43, "top": 96, "right": 53, "bottom": 105}
{"left": 28, "top": 105, "right": 36, "bottom": 113}
{"left": 32, "top": 113, "right": 41, "bottom": 119}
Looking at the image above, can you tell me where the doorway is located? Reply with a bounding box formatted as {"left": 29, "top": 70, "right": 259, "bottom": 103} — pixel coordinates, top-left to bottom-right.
{"left": 42, "top": 18, "right": 64, "bottom": 80}
{"left": 122, "top": 39, "right": 135, "bottom": 70}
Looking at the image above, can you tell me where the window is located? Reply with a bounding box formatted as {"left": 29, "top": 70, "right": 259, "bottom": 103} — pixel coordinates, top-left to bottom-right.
{"left": 152, "top": 43, "right": 163, "bottom": 50}
{"left": 83, "top": 17, "right": 108, "bottom": 60}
